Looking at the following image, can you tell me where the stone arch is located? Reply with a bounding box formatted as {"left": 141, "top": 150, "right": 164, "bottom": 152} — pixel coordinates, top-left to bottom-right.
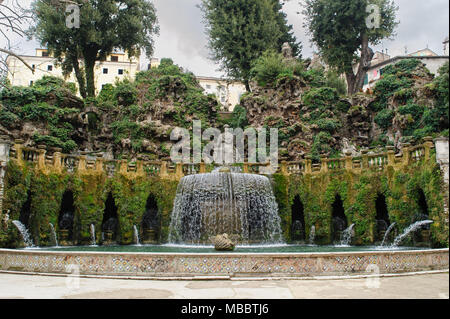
{"left": 374, "top": 193, "right": 391, "bottom": 242}
{"left": 101, "top": 192, "right": 119, "bottom": 244}
{"left": 291, "top": 195, "right": 305, "bottom": 241}
{"left": 141, "top": 193, "right": 160, "bottom": 244}
{"left": 331, "top": 194, "right": 347, "bottom": 243}
{"left": 58, "top": 190, "right": 75, "bottom": 243}
{"left": 19, "top": 190, "right": 32, "bottom": 228}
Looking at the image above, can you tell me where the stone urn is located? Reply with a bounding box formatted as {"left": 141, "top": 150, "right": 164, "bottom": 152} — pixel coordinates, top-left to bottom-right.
{"left": 420, "top": 229, "right": 431, "bottom": 244}
{"left": 104, "top": 231, "right": 114, "bottom": 241}
{"left": 58, "top": 229, "right": 69, "bottom": 245}
{"left": 213, "top": 233, "right": 235, "bottom": 251}
{"left": 143, "top": 229, "right": 157, "bottom": 244}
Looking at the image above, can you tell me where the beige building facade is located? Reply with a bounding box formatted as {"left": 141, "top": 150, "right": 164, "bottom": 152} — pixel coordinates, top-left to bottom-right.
{"left": 6, "top": 49, "right": 140, "bottom": 95}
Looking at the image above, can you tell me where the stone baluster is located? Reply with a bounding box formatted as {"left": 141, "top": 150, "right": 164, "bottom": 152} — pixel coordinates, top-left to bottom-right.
{"left": 423, "top": 136, "right": 434, "bottom": 161}
{"left": 95, "top": 153, "right": 104, "bottom": 173}
{"left": 199, "top": 162, "right": 206, "bottom": 174}
{"left": 280, "top": 161, "right": 288, "bottom": 175}
{"left": 136, "top": 156, "right": 144, "bottom": 176}
{"left": 361, "top": 149, "right": 369, "bottom": 169}
{"left": 160, "top": 161, "right": 169, "bottom": 179}
{"left": 37, "top": 145, "right": 47, "bottom": 170}
{"left": 53, "top": 147, "right": 62, "bottom": 173}
{"left": 386, "top": 146, "right": 395, "bottom": 167}
{"left": 320, "top": 155, "right": 328, "bottom": 173}
{"left": 78, "top": 152, "right": 87, "bottom": 172}
{"left": 243, "top": 162, "right": 249, "bottom": 173}
{"left": 119, "top": 157, "right": 128, "bottom": 175}
{"left": 402, "top": 143, "right": 411, "bottom": 167}
{"left": 14, "top": 139, "right": 24, "bottom": 166}
{"left": 304, "top": 156, "right": 312, "bottom": 174}
{"left": 345, "top": 151, "right": 353, "bottom": 171}
{"left": 175, "top": 162, "right": 184, "bottom": 180}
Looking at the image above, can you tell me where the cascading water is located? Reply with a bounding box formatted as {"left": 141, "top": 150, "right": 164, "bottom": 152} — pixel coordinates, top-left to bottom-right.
{"left": 168, "top": 172, "right": 283, "bottom": 244}
{"left": 380, "top": 222, "right": 396, "bottom": 247}
{"left": 49, "top": 223, "right": 58, "bottom": 247}
{"left": 391, "top": 220, "right": 433, "bottom": 247}
{"left": 309, "top": 225, "right": 316, "bottom": 245}
{"left": 12, "top": 220, "right": 34, "bottom": 247}
{"left": 339, "top": 224, "right": 355, "bottom": 246}
{"left": 90, "top": 224, "right": 96, "bottom": 246}
{"left": 133, "top": 225, "right": 141, "bottom": 245}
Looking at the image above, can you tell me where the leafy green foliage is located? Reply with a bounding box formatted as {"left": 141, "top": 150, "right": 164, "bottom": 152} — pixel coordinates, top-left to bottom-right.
{"left": 200, "top": 0, "right": 301, "bottom": 89}
{"left": 0, "top": 82, "right": 79, "bottom": 152}
{"left": 303, "top": 0, "right": 398, "bottom": 93}
{"left": 32, "top": 0, "right": 159, "bottom": 97}
{"left": 371, "top": 59, "right": 449, "bottom": 140}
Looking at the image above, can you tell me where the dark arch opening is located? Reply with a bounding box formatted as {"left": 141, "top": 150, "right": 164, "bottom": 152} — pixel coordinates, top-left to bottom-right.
{"left": 291, "top": 195, "right": 305, "bottom": 241}
{"left": 58, "top": 190, "right": 75, "bottom": 241}
{"left": 19, "top": 190, "right": 32, "bottom": 227}
{"left": 413, "top": 189, "right": 431, "bottom": 245}
{"left": 142, "top": 194, "right": 160, "bottom": 243}
{"left": 375, "top": 194, "right": 390, "bottom": 242}
{"left": 102, "top": 193, "right": 119, "bottom": 243}
{"left": 331, "top": 194, "right": 347, "bottom": 242}
{"left": 416, "top": 189, "right": 429, "bottom": 221}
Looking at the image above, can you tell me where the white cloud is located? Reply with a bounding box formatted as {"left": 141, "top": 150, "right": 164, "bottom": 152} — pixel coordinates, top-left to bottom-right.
{"left": 1, "top": 0, "right": 449, "bottom": 78}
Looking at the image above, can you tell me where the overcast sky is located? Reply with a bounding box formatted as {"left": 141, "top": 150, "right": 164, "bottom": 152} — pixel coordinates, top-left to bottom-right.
{"left": 2, "top": 0, "right": 449, "bottom": 78}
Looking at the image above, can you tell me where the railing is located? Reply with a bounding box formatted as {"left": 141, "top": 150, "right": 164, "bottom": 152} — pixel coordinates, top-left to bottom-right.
{"left": 4, "top": 136, "right": 436, "bottom": 180}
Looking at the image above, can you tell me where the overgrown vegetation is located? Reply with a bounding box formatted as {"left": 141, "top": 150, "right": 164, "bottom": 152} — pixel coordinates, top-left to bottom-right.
{"left": 371, "top": 59, "right": 449, "bottom": 141}
{"left": 0, "top": 76, "right": 81, "bottom": 152}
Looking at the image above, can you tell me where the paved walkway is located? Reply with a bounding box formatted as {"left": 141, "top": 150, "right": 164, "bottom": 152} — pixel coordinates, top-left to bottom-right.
{"left": 0, "top": 272, "right": 448, "bottom": 299}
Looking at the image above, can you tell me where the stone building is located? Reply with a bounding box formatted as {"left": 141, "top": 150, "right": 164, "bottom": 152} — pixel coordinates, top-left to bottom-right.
{"left": 6, "top": 49, "right": 140, "bottom": 95}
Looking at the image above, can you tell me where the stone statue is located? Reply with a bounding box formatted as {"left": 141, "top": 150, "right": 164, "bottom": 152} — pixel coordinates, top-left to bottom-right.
{"left": 281, "top": 42, "right": 293, "bottom": 60}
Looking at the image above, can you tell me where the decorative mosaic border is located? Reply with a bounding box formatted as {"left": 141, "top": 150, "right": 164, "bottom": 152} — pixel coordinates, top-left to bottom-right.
{"left": 0, "top": 248, "right": 448, "bottom": 278}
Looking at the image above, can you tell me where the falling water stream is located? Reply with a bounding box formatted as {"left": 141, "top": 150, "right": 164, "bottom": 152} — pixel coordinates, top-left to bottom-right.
{"left": 133, "top": 225, "right": 141, "bottom": 245}
{"left": 12, "top": 220, "right": 34, "bottom": 247}
{"left": 340, "top": 224, "right": 355, "bottom": 246}
{"left": 380, "top": 222, "right": 397, "bottom": 247}
{"left": 391, "top": 220, "right": 433, "bottom": 247}
{"left": 90, "top": 224, "right": 96, "bottom": 246}
{"left": 49, "top": 223, "right": 58, "bottom": 247}
{"left": 168, "top": 172, "right": 283, "bottom": 244}
{"left": 309, "top": 225, "right": 316, "bottom": 245}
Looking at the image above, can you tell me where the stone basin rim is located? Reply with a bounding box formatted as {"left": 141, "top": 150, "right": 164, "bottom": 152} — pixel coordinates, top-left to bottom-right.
{"left": 1, "top": 247, "right": 448, "bottom": 258}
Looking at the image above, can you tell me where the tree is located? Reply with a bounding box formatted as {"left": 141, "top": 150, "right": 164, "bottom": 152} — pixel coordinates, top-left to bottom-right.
{"left": 31, "top": 0, "right": 159, "bottom": 98}
{"left": 200, "top": 0, "right": 301, "bottom": 91}
{"left": 271, "top": 0, "right": 302, "bottom": 58}
{"left": 303, "top": 0, "right": 398, "bottom": 95}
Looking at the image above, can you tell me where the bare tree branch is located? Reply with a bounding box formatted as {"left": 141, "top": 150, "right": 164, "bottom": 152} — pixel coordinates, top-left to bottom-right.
{"left": 0, "top": 47, "right": 35, "bottom": 73}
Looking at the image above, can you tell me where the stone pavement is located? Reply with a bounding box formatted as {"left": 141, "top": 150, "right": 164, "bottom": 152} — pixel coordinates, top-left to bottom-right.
{"left": 0, "top": 272, "right": 448, "bottom": 299}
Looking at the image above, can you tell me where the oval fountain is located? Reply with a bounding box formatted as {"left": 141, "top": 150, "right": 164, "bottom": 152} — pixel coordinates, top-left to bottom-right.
{"left": 2, "top": 170, "right": 448, "bottom": 279}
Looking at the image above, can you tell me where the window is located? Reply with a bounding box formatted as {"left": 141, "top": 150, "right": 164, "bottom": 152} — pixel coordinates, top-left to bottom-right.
{"left": 118, "top": 69, "right": 124, "bottom": 75}
{"left": 29, "top": 81, "right": 33, "bottom": 86}
{"left": 32, "top": 64, "right": 35, "bottom": 71}
{"left": 206, "top": 85, "right": 211, "bottom": 89}
{"left": 42, "top": 51, "right": 49, "bottom": 57}
{"left": 103, "top": 68, "right": 108, "bottom": 74}
{"left": 47, "top": 65, "right": 53, "bottom": 71}
{"left": 111, "top": 55, "right": 119, "bottom": 62}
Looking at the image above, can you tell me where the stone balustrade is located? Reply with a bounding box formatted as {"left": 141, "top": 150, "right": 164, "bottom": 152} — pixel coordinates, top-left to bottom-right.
{"left": 0, "top": 136, "right": 439, "bottom": 180}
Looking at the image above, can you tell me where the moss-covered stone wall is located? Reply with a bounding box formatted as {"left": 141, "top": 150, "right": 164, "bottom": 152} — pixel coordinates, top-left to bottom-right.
{"left": 1, "top": 151, "right": 448, "bottom": 248}
{"left": 274, "top": 153, "right": 448, "bottom": 248}
{"left": 0, "top": 161, "right": 178, "bottom": 247}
